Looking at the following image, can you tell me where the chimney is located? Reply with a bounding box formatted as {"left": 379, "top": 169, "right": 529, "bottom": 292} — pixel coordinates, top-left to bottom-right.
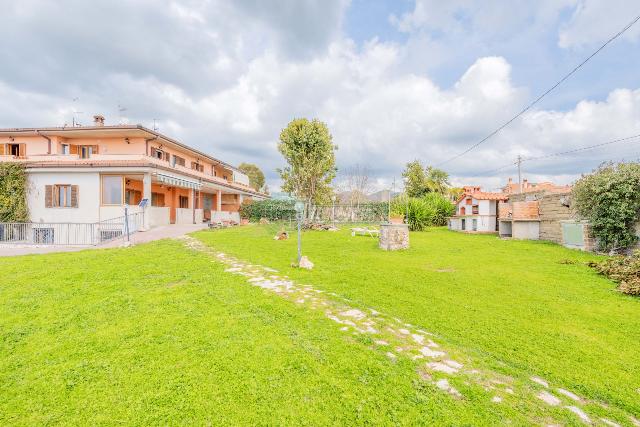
{"left": 508, "top": 177, "right": 512, "bottom": 184}
{"left": 93, "top": 115, "right": 105, "bottom": 127}
{"left": 523, "top": 178, "right": 528, "bottom": 188}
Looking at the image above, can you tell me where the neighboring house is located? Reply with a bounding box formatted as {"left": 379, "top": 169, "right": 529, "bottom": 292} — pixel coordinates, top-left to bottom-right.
{"left": 502, "top": 177, "right": 571, "bottom": 194}
{"left": 0, "top": 115, "right": 268, "bottom": 230}
{"left": 448, "top": 186, "right": 508, "bottom": 233}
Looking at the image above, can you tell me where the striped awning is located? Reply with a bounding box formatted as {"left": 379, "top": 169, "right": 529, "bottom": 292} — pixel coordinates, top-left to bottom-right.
{"left": 156, "top": 173, "right": 201, "bottom": 190}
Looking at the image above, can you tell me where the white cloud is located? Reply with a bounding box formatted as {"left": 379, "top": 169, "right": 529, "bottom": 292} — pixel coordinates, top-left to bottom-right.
{"left": 1, "top": 0, "right": 640, "bottom": 194}
{"left": 558, "top": 0, "right": 640, "bottom": 48}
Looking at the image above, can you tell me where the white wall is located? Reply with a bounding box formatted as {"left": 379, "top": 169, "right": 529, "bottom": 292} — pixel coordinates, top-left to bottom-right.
{"left": 28, "top": 171, "right": 101, "bottom": 223}
{"left": 148, "top": 207, "right": 170, "bottom": 227}
{"left": 176, "top": 208, "right": 203, "bottom": 224}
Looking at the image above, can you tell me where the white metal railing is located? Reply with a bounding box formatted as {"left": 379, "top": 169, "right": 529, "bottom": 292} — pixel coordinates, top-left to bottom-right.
{"left": 0, "top": 212, "right": 144, "bottom": 246}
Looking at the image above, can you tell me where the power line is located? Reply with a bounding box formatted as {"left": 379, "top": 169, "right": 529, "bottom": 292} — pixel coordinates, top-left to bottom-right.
{"left": 436, "top": 13, "right": 640, "bottom": 167}
{"left": 522, "top": 133, "right": 640, "bottom": 162}
{"left": 473, "top": 133, "right": 640, "bottom": 176}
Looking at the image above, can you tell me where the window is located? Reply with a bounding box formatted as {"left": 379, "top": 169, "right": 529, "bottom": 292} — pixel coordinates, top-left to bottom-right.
{"left": 80, "top": 145, "right": 93, "bottom": 159}
{"left": 61, "top": 144, "right": 70, "bottom": 155}
{"left": 56, "top": 185, "right": 72, "bottom": 207}
{"left": 45, "top": 185, "right": 78, "bottom": 208}
{"left": 34, "top": 228, "right": 55, "bottom": 244}
{"left": 465, "top": 198, "right": 472, "bottom": 205}
{"left": 191, "top": 162, "right": 204, "bottom": 172}
{"left": 179, "top": 195, "right": 189, "bottom": 208}
{"left": 461, "top": 219, "right": 466, "bottom": 230}
{"left": 460, "top": 206, "right": 466, "bottom": 215}
{"left": 472, "top": 205, "right": 479, "bottom": 215}
{"left": 472, "top": 219, "right": 478, "bottom": 231}
{"left": 150, "top": 147, "right": 169, "bottom": 161}
{"left": 101, "top": 175, "right": 123, "bottom": 205}
{"left": 125, "top": 189, "right": 142, "bottom": 205}
{"left": 151, "top": 192, "right": 165, "bottom": 207}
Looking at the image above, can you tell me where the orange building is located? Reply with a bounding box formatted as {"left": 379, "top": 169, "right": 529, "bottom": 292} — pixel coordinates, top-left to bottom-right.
{"left": 0, "top": 115, "right": 268, "bottom": 230}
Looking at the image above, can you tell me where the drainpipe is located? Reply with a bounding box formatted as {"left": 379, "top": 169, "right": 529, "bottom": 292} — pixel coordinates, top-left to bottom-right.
{"left": 36, "top": 130, "right": 52, "bottom": 154}
{"left": 192, "top": 188, "right": 196, "bottom": 224}
{"left": 144, "top": 136, "right": 157, "bottom": 156}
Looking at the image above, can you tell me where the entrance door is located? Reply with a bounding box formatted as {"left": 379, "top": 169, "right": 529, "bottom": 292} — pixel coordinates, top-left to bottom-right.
{"left": 461, "top": 219, "right": 466, "bottom": 230}
{"left": 203, "top": 194, "right": 213, "bottom": 221}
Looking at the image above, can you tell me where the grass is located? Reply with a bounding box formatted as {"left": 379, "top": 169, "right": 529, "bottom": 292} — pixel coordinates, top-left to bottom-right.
{"left": 194, "top": 225, "right": 640, "bottom": 424}
{"left": 1, "top": 226, "right": 638, "bottom": 425}
{"left": 1, "top": 239, "right": 511, "bottom": 425}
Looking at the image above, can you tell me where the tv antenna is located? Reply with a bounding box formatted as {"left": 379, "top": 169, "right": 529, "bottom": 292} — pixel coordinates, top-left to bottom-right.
{"left": 72, "top": 97, "right": 83, "bottom": 127}
{"left": 117, "top": 103, "right": 128, "bottom": 124}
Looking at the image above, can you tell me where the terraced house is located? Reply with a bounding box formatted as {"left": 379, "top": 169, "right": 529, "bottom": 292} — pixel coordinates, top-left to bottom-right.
{"left": 0, "top": 115, "right": 267, "bottom": 243}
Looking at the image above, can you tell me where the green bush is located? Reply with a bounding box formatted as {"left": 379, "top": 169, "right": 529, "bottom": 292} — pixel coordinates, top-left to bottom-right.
{"left": 240, "top": 199, "right": 295, "bottom": 221}
{"left": 572, "top": 162, "right": 640, "bottom": 252}
{"left": 391, "top": 193, "right": 454, "bottom": 231}
{"left": 0, "top": 163, "right": 29, "bottom": 222}
{"left": 589, "top": 251, "right": 640, "bottom": 296}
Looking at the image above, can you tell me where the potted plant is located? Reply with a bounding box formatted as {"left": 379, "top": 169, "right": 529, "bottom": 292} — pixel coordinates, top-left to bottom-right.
{"left": 389, "top": 214, "right": 404, "bottom": 224}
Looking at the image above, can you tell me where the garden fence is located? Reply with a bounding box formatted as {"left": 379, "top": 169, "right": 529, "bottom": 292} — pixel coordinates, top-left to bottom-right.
{"left": 0, "top": 212, "right": 144, "bottom": 246}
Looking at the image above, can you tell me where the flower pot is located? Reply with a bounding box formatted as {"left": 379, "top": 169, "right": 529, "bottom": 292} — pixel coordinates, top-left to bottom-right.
{"left": 390, "top": 215, "right": 404, "bottom": 224}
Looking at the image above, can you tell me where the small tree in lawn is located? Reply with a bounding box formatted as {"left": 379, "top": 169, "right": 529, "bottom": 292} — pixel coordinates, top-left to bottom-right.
{"left": 277, "top": 118, "right": 337, "bottom": 214}
{"left": 238, "top": 162, "right": 266, "bottom": 191}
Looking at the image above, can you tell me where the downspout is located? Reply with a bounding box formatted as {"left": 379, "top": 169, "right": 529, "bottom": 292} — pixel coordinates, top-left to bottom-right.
{"left": 36, "top": 130, "right": 52, "bottom": 154}
{"left": 144, "top": 136, "right": 158, "bottom": 156}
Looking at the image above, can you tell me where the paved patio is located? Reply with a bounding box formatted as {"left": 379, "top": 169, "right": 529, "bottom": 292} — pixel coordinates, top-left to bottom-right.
{"left": 0, "top": 224, "right": 208, "bottom": 257}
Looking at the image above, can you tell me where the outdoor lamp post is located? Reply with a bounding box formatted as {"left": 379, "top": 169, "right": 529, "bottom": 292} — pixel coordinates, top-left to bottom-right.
{"left": 331, "top": 195, "right": 336, "bottom": 227}
{"left": 294, "top": 200, "right": 305, "bottom": 263}
{"left": 402, "top": 177, "right": 409, "bottom": 224}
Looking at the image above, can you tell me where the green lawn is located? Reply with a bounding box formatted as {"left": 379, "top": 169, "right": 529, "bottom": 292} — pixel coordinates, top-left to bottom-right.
{"left": 1, "top": 239, "right": 506, "bottom": 425}
{"left": 1, "top": 227, "right": 638, "bottom": 425}
{"left": 194, "top": 225, "right": 640, "bottom": 424}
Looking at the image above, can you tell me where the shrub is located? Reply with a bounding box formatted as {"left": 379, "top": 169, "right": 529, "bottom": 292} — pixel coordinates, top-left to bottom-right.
{"left": 589, "top": 251, "right": 640, "bottom": 296}
{"left": 0, "top": 163, "right": 29, "bottom": 222}
{"left": 239, "top": 199, "right": 295, "bottom": 222}
{"left": 572, "top": 162, "right": 640, "bottom": 252}
{"left": 391, "top": 193, "right": 454, "bottom": 231}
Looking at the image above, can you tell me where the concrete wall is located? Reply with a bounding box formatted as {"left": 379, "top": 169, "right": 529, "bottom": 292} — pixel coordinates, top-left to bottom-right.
{"left": 175, "top": 208, "right": 203, "bottom": 224}
{"left": 148, "top": 207, "right": 170, "bottom": 227}
{"left": 513, "top": 221, "right": 540, "bottom": 240}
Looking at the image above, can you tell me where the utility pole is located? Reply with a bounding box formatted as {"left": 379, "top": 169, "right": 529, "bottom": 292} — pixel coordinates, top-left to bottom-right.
{"left": 517, "top": 155, "right": 523, "bottom": 194}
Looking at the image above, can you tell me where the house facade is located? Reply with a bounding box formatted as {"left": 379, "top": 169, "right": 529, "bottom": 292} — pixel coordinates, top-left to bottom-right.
{"left": 448, "top": 186, "right": 508, "bottom": 233}
{"left": 0, "top": 116, "right": 267, "bottom": 231}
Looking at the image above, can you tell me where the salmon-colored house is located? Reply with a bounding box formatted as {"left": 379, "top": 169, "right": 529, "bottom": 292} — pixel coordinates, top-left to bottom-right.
{"left": 0, "top": 115, "right": 268, "bottom": 231}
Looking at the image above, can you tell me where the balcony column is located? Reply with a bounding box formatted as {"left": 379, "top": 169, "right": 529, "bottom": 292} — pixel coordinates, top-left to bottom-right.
{"left": 216, "top": 189, "right": 222, "bottom": 211}
{"left": 142, "top": 172, "right": 152, "bottom": 230}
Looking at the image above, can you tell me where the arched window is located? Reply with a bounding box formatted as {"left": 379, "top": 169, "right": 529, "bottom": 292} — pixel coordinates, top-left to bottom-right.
{"left": 460, "top": 206, "right": 466, "bottom": 215}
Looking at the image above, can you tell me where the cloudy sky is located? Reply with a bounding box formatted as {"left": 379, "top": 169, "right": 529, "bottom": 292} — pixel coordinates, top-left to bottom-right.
{"left": 1, "top": 0, "right": 639, "bottom": 191}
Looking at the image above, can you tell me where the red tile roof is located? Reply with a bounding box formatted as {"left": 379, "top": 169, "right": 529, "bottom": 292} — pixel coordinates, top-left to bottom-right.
{"left": 470, "top": 192, "right": 509, "bottom": 201}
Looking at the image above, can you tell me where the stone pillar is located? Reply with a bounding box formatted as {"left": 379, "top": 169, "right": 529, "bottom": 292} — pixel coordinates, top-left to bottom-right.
{"left": 216, "top": 189, "right": 222, "bottom": 211}
{"left": 379, "top": 223, "right": 409, "bottom": 251}
{"left": 142, "top": 172, "right": 152, "bottom": 230}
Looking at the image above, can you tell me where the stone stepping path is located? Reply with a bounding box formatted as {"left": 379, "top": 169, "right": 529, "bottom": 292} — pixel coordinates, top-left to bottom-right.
{"left": 181, "top": 235, "right": 635, "bottom": 426}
